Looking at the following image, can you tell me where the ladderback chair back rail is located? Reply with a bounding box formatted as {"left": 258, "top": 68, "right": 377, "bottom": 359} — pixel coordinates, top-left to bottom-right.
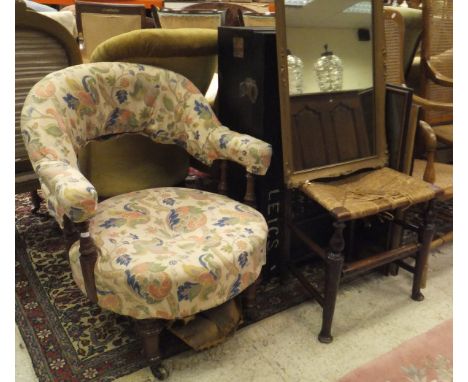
{"left": 15, "top": 0, "right": 82, "bottom": 204}
{"left": 21, "top": 62, "right": 272, "bottom": 378}
{"left": 240, "top": 11, "right": 276, "bottom": 27}
{"left": 86, "top": 28, "right": 218, "bottom": 198}
{"left": 154, "top": 8, "right": 226, "bottom": 29}
{"left": 75, "top": 1, "right": 146, "bottom": 58}
{"left": 420, "top": 0, "right": 453, "bottom": 125}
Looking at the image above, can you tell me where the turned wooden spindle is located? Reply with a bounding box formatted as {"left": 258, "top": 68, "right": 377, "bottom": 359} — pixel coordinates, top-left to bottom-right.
{"left": 63, "top": 214, "right": 79, "bottom": 251}
{"left": 243, "top": 172, "right": 256, "bottom": 208}
{"left": 218, "top": 160, "right": 228, "bottom": 195}
{"left": 135, "top": 319, "right": 169, "bottom": 380}
{"left": 76, "top": 221, "right": 98, "bottom": 303}
{"left": 319, "top": 221, "right": 346, "bottom": 344}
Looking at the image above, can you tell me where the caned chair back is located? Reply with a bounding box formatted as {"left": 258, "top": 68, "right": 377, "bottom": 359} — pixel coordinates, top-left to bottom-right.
{"left": 241, "top": 11, "right": 275, "bottom": 27}
{"left": 15, "top": 0, "right": 82, "bottom": 191}
{"left": 154, "top": 8, "right": 225, "bottom": 29}
{"left": 420, "top": 0, "right": 453, "bottom": 125}
{"left": 383, "top": 9, "right": 406, "bottom": 85}
{"left": 75, "top": 1, "right": 146, "bottom": 58}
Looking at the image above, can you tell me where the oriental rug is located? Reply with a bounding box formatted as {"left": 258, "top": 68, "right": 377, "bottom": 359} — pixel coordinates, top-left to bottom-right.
{"left": 338, "top": 319, "right": 453, "bottom": 382}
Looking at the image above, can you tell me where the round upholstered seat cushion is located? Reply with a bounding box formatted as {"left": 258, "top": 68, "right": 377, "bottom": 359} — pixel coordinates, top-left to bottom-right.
{"left": 69, "top": 187, "right": 268, "bottom": 320}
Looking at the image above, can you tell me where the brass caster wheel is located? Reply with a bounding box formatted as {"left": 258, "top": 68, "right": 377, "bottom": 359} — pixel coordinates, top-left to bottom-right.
{"left": 151, "top": 364, "right": 169, "bottom": 380}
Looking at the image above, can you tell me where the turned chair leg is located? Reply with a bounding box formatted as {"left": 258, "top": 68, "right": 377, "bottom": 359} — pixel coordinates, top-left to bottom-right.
{"left": 280, "top": 189, "right": 292, "bottom": 285}
{"left": 242, "top": 277, "right": 261, "bottom": 322}
{"left": 135, "top": 319, "right": 169, "bottom": 380}
{"left": 319, "top": 221, "right": 345, "bottom": 344}
{"left": 30, "top": 190, "right": 42, "bottom": 214}
{"left": 412, "top": 201, "right": 436, "bottom": 301}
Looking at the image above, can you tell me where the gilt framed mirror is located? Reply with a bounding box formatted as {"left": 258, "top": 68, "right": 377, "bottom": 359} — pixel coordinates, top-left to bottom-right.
{"left": 275, "top": 0, "right": 387, "bottom": 187}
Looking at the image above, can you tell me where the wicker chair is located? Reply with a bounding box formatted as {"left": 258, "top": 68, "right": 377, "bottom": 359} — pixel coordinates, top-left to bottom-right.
{"left": 384, "top": 8, "right": 452, "bottom": 287}
{"left": 419, "top": 0, "right": 453, "bottom": 146}
{"left": 15, "top": 0, "right": 82, "bottom": 212}
{"left": 21, "top": 62, "right": 272, "bottom": 380}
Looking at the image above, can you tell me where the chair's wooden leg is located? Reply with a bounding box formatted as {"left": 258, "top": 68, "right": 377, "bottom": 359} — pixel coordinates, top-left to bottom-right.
{"left": 63, "top": 215, "right": 78, "bottom": 251}
{"left": 136, "top": 319, "right": 169, "bottom": 381}
{"left": 319, "top": 221, "right": 345, "bottom": 344}
{"left": 280, "top": 189, "right": 292, "bottom": 285}
{"left": 30, "top": 190, "right": 42, "bottom": 214}
{"left": 412, "top": 201, "right": 436, "bottom": 301}
{"left": 242, "top": 277, "right": 260, "bottom": 322}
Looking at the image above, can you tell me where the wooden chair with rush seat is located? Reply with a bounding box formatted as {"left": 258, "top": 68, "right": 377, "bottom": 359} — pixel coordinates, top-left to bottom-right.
{"left": 21, "top": 62, "right": 272, "bottom": 379}
{"left": 275, "top": 0, "right": 442, "bottom": 343}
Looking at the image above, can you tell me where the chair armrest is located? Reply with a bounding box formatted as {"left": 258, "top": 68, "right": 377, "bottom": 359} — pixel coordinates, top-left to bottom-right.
{"left": 208, "top": 126, "right": 272, "bottom": 175}
{"left": 416, "top": 120, "right": 437, "bottom": 184}
{"left": 412, "top": 94, "right": 453, "bottom": 113}
{"left": 35, "top": 160, "right": 98, "bottom": 224}
{"left": 424, "top": 60, "right": 453, "bottom": 88}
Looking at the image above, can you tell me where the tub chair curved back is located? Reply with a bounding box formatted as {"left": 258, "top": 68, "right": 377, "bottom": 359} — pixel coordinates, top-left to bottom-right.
{"left": 82, "top": 29, "right": 218, "bottom": 198}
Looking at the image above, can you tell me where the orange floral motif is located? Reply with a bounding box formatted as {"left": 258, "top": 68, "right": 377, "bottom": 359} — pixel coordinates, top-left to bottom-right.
{"left": 147, "top": 273, "right": 172, "bottom": 300}
{"left": 34, "top": 81, "right": 56, "bottom": 98}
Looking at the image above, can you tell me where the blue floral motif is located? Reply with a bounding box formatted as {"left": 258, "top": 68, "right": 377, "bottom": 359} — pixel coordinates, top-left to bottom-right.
{"left": 193, "top": 131, "right": 200, "bottom": 140}
{"left": 129, "top": 233, "right": 139, "bottom": 240}
{"left": 99, "top": 217, "right": 125, "bottom": 229}
{"left": 229, "top": 275, "right": 241, "bottom": 299}
{"left": 238, "top": 252, "right": 248, "bottom": 268}
{"left": 194, "top": 100, "right": 210, "bottom": 115}
{"left": 214, "top": 217, "right": 230, "bottom": 227}
{"left": 63, "top": 93, "right": 79, "bottom": 110}
{"left": 219, "top": 134, "right": 228, "bottom": 149}
{"left": 163, "top": 198, "right": 176, "bottom": 206}
{"left": 125, "top": 270, "right": 141, "bottom": 296}
{"left": 116, "top": 254, "right": 131, "bottom": 266}
{"left": 169, "top": 260, "right": 178, "bottom": 266}
{"left": 105, "top": 108, "right": 121, "bottom": 129}
{"left": 116, "top": 89, "right": 128, "bottom": 104}
{"left": 244, "top": 228, "right": 254, "bottom": 235}
{"left": 177, "top": 281, "right": 199, "bottom": 301}
{"left": 168, "top": 209, "right": 180, "bottom": 230}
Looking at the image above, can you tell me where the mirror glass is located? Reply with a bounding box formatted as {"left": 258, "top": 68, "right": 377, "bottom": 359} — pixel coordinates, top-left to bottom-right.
{"left": 284, "top": 0, "right": 376, "bottom": 171}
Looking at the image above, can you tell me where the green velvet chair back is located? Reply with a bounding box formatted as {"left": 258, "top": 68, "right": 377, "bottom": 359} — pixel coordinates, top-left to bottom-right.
{"left": 80, "top": 29, "right": 218, "bottom": 199}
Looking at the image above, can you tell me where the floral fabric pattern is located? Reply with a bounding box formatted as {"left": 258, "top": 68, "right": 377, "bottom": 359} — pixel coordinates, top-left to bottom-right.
{"left": 69, "top": 188, "right": 268, "bottom": 320}
{"left": 20, "top": 62, "right": 272, "bottom": 224}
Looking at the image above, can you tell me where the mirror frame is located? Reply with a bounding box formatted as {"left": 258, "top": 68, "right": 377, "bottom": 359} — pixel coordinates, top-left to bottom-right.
{"left": 275, "top": 0, "right": 387, "bottom": 187}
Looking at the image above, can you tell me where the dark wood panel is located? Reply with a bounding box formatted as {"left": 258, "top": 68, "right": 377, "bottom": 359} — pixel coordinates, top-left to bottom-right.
{"left": 290, "top": 90, "right": 374, "bottom": 171}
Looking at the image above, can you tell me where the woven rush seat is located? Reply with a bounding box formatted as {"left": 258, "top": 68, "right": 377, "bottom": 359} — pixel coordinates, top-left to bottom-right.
{"left": 432, "top": 124, "right": 453, "bottom": 145}
{"left": 300, "top": 167, "right": 438, "bottom": 221}
{"left": 412, "top": 159, "right": 453, "bottom": 198}
{"left": 69, "top": 187, "right": 268, "bottom": 320}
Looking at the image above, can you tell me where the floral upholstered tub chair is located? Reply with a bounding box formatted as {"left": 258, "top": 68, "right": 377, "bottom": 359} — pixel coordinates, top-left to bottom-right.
{"left": 21, "top": 62, "right": 272, "bottom": 379}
